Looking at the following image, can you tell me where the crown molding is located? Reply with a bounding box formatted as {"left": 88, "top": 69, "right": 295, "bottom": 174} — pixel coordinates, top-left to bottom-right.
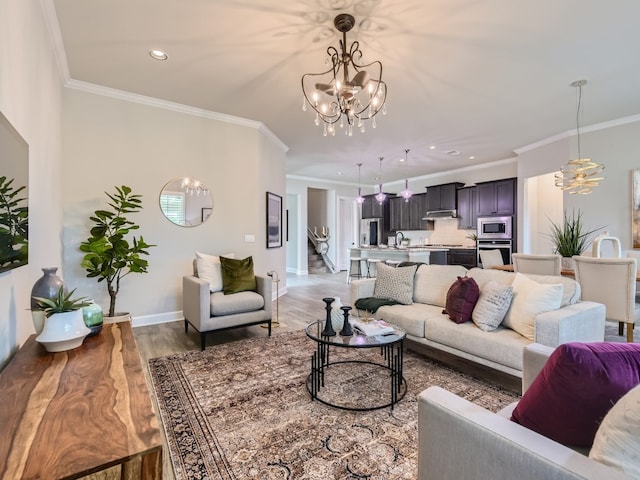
{"left": 515, "top": 113, "right": 640, "bottom": 154}
{"left": 65, "top": 79, "right": 288, "bottom": 152}
{"left": 40, "top": 0, "right": 70, "bottom": 82}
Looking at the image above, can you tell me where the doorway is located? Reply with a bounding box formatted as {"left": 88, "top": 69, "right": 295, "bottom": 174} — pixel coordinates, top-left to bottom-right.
{"left": 337, "top": 196, "right": 357, "bottom": 271}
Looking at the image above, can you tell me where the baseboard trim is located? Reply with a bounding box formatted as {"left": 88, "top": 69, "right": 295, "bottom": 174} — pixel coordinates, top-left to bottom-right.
{"left": 132, "top": 311, "right": 183, "bottom": 327}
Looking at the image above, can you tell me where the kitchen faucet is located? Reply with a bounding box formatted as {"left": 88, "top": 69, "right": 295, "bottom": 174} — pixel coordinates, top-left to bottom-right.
{"left": 396, "top": 231, "right": 405, "bottom": 246}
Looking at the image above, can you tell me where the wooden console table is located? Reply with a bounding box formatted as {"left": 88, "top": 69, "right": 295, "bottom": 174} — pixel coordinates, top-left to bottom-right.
{"left": 0, "top": 322, "right": 162, "bottom": 480}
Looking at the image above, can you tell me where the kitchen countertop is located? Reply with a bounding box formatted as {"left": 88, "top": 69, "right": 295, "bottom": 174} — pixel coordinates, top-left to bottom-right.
{"left": 356, "top": 245, "right": 476, "bottom": 251}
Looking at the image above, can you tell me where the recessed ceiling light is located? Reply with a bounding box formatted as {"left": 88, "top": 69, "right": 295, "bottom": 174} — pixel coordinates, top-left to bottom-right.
{"left": 469, "top": 156, "right": 476, "bottom": 160}
{"left": 149, "top": 49, "right": 168, "bottom": 61}
{"left": 429, "top": 145, "right": 436, "bottom": 150}
{"left": 337, "top": 171, "right": 343, "bottom": 175}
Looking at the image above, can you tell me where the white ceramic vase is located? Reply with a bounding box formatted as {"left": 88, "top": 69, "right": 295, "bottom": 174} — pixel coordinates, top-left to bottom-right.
{"left": 36, "top": 310, "right": 91, "bottom": 353}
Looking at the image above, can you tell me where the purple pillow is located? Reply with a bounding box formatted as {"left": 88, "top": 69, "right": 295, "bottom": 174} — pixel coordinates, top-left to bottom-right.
{"left": 511, "top": 342, "right": 640, "bottom": 447}
{"left": 443, "top": 276, "right": 480, "bottom": 324}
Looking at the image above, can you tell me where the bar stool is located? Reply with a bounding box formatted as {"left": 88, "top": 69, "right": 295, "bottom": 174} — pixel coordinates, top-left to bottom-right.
{"left": 386, "top": 260, "right": 401, "bottom": 268}
{"left": 366, "top": 258, "right": 381, "bottom": 278}
{"left": 348, "top": 257, "right": 364, "bottom": 283}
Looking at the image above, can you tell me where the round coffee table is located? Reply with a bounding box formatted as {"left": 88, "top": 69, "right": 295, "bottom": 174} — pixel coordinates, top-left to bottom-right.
{"left": 304, "top": 319, "right": 407, "bottom": 411}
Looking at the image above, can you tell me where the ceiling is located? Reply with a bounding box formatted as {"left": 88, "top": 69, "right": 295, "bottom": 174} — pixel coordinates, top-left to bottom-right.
{"left": 52, "top": 0, "right": 640, "bottom": 186}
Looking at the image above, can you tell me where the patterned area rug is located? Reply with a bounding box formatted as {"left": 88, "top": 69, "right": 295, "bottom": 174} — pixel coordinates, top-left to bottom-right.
{"left": 148, "top": 330, "right": 519, "bottom": 479}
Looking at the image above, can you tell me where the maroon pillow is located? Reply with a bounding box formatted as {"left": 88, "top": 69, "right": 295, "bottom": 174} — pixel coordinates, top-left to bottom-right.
{"left": 511, "top": 342, "right": 640, "bottom": 447}
{"left": 443, "top": 276, "right": 480, "bottom": 324}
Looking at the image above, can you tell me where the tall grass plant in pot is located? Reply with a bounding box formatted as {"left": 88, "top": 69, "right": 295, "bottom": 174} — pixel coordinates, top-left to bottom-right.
{"left": 80, "top": 185, "right": 155, "bottom": 318}
{"left": 547, "top": 209, "right": 602, "bottom": 270}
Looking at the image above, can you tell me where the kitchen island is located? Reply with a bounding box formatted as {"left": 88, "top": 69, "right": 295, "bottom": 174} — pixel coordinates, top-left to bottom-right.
{"left": 350, "top": 246, "right": 448, "bottom": 265}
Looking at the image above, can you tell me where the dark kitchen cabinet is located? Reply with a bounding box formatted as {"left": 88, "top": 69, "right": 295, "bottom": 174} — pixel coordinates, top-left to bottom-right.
{"left": 409, "top": 193, "right": 432, "bottom": 230}
{"left": 389, "top": 196, "right": 408, "bottom": 231}
{"left": 389, "top": 193, "right": 433, "bottom": 231}
{"left": 426, "top": 182, "right": 464, "bottom": 212}
{"left": 362, "top": 194, "right": 385, "bottom": 218}
{"left": 457, "top": 186, "right": 477, "bottom": 229}
{"left": 447, "top": 248, "right": 478, "bottom": 269}
{"left": 477, "top": 178, "right": 516, "bottom": 216}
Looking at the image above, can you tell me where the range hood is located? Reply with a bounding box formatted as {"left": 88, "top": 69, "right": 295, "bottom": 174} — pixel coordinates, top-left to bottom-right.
{"left": 422, "top": 209, "right": 458, "bottom": 220}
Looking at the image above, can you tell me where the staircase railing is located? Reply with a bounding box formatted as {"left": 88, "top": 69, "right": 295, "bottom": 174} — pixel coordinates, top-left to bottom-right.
{"left": 307, "top": 228, "right": 339, "bottom": 273}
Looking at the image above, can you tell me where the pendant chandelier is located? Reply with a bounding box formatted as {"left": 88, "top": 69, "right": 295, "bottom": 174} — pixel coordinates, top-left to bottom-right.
{"left": 554, "top": 80, "right": 604, "bottom": 195}
{"left": 355, "top": 162, "right": 365, "bottom": 204}
{"left": 399, "top": 149, "right": 413, "bottom": 202}
{"left": 301, "top": 13, "right": 387, "bottom": 137}
{"left": 375, "top": 157, "right": 386, "bottom": 204}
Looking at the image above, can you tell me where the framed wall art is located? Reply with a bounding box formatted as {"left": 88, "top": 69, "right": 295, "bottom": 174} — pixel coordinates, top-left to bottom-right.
{"left": 266, "top": 191, "right": 282, "bottom": 248}
{"left": 0, "top": 110, "right": 29, "bottom": 273}
{"left": 633, "top": 169, "right": 640, "bottom": 249}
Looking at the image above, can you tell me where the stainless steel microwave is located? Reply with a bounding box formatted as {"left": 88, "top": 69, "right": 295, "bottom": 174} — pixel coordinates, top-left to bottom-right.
{"left": 477, "top": 216, "right": 512, "bottom": 240}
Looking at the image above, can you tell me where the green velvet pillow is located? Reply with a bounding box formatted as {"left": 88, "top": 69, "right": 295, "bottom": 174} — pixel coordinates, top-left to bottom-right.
{"left": 220, "top": 256, "right": 257, "bottom": 294}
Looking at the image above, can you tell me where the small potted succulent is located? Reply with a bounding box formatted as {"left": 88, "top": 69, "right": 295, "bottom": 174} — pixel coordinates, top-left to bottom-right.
{"left": 33, "top": 287, "right": 92, "bottom": 352}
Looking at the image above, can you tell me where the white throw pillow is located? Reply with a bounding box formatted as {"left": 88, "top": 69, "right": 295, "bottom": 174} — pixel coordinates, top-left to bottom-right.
{"left": 502, "top": 272, "right": 563, "bottom": 340}
{"left": 373, "top": 263, "right": 417, "bottom": 305}
{"left": 589, "top": 384, "right": 640, "bottom": 478}
{"left": 472, "top": 280, "right": 514, "bottom": 332}
{"left": 195, "top": 251, "right": 234, "bottom": 292}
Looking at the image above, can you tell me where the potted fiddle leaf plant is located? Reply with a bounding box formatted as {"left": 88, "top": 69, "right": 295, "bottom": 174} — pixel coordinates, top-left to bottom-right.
{"left": 33, "top": 287, "right": 92, "bottom": 352}
{"left": 79, "top": 185, "right": 155, "bottom": 318}
{"left": 547, "top": 209, "right": 602, "bottom": 270}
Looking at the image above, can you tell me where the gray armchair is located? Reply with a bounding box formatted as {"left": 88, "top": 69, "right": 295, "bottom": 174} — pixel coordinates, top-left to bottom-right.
{"left": 417, "top": 344, "right": 630, "bottom": 480}
{"left": 183, "top": 264, "right": 272, "bottom": 350}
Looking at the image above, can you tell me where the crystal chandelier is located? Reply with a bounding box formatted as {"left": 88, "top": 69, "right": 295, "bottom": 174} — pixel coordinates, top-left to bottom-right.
{"left": 375, "top": 157, "right": 386, "bottom": 204}
{"left": 355, "top": 163, "right": 365, "bottom": 204}
{"left": 399, "top": 149, "right": 413, "bottom": 202}
{"left": 301, "top": 13, "right": 387, "bottom": 137}
{"left": 181, "top": 177, "right": 209, "bottom": 196}
{"left": 554, "top": 80, "right": 604, "bottom": 195}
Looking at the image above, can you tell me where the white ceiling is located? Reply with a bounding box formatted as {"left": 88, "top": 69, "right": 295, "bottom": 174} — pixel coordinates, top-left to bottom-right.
{"left": 52, "top": 0, "right": 640, "bottom": 186}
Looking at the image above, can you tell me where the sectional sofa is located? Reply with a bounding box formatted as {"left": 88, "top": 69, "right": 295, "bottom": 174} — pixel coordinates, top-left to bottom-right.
{"left": 350, "top": 264, "right": 606, "bottom": 377}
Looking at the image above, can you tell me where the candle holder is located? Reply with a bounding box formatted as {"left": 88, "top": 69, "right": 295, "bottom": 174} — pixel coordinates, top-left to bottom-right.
{"left": 340, "top": 306, "right": 353, "bottom": 336}
{"left": 321, "top": 297, "right": 336, "bottom": 336}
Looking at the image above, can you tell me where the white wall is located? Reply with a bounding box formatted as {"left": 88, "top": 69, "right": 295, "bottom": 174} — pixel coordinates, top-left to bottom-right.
{"left": 0, "top": 0, "right": 64, "bottom": 367}
{"left": 61, "top": 88, "right": 287, "bottom": 323}
{"left": 517, "top": 118, "right": 640, "bottom": 254}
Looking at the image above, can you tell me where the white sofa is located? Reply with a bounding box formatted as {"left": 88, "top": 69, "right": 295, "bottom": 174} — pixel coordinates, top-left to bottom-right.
{"left": 350, "top": 265, "right": 606, "bottom": 377}
{"left": 417, "top": 344, "right": 632, "bottom": 480}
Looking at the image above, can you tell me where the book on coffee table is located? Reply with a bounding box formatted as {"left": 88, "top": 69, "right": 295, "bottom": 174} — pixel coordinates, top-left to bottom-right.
{"left": 351, "top": 318, "right": 395, "bottom": 336}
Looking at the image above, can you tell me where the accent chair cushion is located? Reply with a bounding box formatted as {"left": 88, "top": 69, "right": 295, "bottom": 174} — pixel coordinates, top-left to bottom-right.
{"left": 511, "top": 342, "right": 640, "bottom": 447}
{"left": 195, "top": 251, "right": 234, "bottom": 292}
{"left": 502, "top": 273, "right": 563, "bottom": 340}
{"left": 373, "top": 263, "right": 418, "bottom": 305}
{"left": 220, "top": 256, "right": 257, "bottom": 294}
{"left": 443, "top": 276, "right": 480, "bottom": 324}
{"left": 472, "top": 280, "right": 513, "bottom": 332}
{"left": 210, "top": 290, "right": 265, "bottom": 316}
{"left": 589, "top": 384, "right": 640, "bottom": 478}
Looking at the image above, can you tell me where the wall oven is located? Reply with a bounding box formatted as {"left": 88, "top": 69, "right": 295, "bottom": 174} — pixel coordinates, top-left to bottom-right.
{"left": 477, "top": 216, "right": 512, "bottom": 240}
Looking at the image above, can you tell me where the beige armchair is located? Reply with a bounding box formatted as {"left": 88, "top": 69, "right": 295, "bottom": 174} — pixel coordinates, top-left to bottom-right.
{"left": 573, "top": 256, "right": 639, "bottom": 342}
{"left": 478, "top": 249, "right": 504, "bottom": 269}
{"left": 512, "top": 253, "right": 562, "bottom": 276}
{"left": 183, "top": 262, "right": 272, "bottom": 350}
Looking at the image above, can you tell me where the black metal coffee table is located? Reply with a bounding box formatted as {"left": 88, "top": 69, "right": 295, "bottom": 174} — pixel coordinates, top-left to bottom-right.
{"left": 304, "top": 319, "right": 407, "bottom": 411}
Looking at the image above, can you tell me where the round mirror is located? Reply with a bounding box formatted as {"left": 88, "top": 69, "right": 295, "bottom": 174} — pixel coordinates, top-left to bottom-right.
{"left": 159, "top": 177, "right": 213, "bottom": 227}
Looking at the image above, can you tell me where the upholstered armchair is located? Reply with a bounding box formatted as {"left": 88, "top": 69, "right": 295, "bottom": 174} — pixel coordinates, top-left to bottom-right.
{"left": 183, "top": 260, "right": 272, "bottom": 350}
{"left": 573, "top": 256, "right": 639, "bottom": 342}
{"left": 512, "top": 253, "right": 562, "bottom": 276}
{"left": 418, "top": 344, "right": 633, "bottom": 480}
